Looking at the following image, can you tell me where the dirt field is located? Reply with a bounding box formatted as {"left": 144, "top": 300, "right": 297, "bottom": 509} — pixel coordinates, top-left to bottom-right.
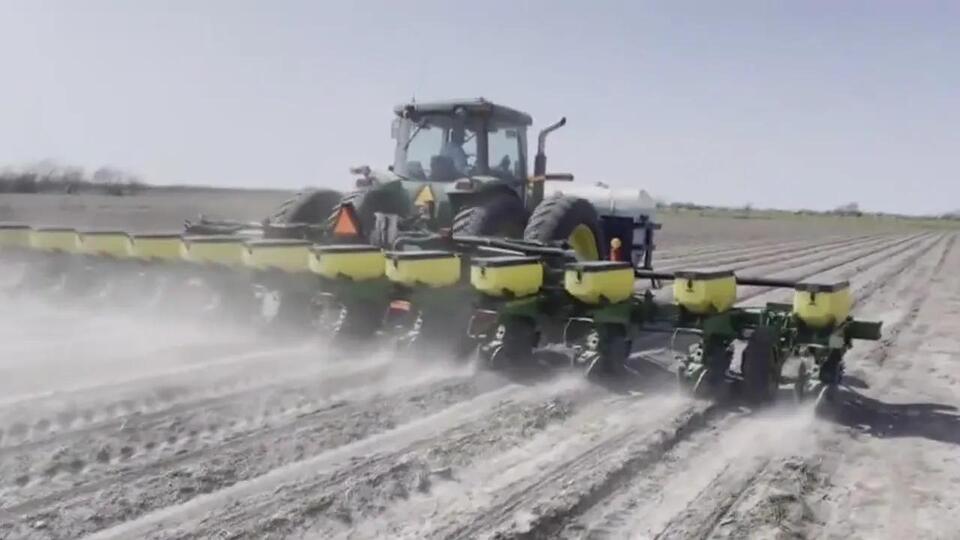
{"left": 1, "top": 193, "right": 958, "bottom": 539}
{"left": 0, "top": 191, "right": 292, "bottom": 233}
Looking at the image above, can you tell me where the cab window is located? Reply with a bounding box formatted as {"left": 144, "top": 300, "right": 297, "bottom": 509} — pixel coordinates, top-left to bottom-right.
{"left": 487, "top": 125, "right": 523, "bottom": 180}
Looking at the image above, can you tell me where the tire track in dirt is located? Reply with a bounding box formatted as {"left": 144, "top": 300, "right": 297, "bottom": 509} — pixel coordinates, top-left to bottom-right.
{"left": 0, "top": 307, "right": 399, "bottom": 432}
{"left": 0, "top": 233, "right": 914, "bottom": 433}
{"left": 0, "top": 328, "right": 412, "bottom": 429}
{"left": 1, "top": 234, "right": 864, "bottom": 536}
{"left": 0, "top": 338, "right": 301, "bottom": 410}
{"left": 84, "top": 234, "right": 931, "bottom": 539}
{"left": 655, "top": 235, "right": 832, "bottom": 263}
{"left": 0, "top": 349, "right": 415, "bottom": 495}
{"left": 634, "top": 232, "right": 930, "bottom": 352}
{"left": 478, "top": 233, "right": 944, "bottom": 540}
{"left": 349, "top": 233, "right": 940, "bottom": 540}
{"left": 655, "top": 238, "right": 786, "bottom": 260}
{"left": 732, "top": 232, "right": 929, "bottom": 303}
{"left": 8, "top": 232, "right": 908, "bottom": 445}
{"left": 4, "top": 367, "right": 524, "bottom": 539}
{"left": 408, "top": 233, "right": 944, "bottom": 540}
{"left": 2, "top": 233, "right": 918, "bottom": 443}
{"left": 400, "top": 399, "right": 732, "bottom": 540}
{"left": 82, "top": 375, "right": 602, "bottom": 540}
{"left": 709, "top": 232, "right": 959, "bottom": 540}
{"left": 604, "top": 233, "right": 952, "bottom": 540}
{"left": 654, "top": 233, "right": 924, "bottom": 300}
{"left": 654, "top": 235, "right": 858, "bottom": 262}
{"left": 657, "top": 233, "right": 882, "bottom": 272}
{"left": 0, "top": 233, "right": 928, "bottom": 540}
{"left": 145, "top": 388, "right": 687, "bottom": 540}
{"left": 866, "top": 232, "right": 956, "bottom": 367}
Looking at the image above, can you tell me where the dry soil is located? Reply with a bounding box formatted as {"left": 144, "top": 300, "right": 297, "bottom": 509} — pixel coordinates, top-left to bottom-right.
{"left": 0, "top": 192, "right": 957, "bottom": 540}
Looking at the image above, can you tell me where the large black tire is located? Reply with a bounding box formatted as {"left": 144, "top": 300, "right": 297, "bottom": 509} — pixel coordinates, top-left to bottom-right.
{"left": 584, "top": 325, "right": 631, "bottom": 379}
{"left": 336, "top": 188, "right": 410, "bottom": 240}
{"left": 330, "top": 299, "right": 386, "bottom": 345}
{"left": 270, "top": 189, "right": 343, "bottom": 224}
{"left": 523, "top": 195, "right": 606, "bottom": 260}
{"left": 819, "top": 349, "right": 844, "bottom": 385}
{"left": 482, "top": 316, "right": 538, "bottom": 369}
{"left": 740, "top": 327, "right": 781, "bottom": 404}
{"left": 406, "top": 307, "right": 477, "bottom": 359}
{"left": 452, "top": 191, "right": 528, "bottom": 238}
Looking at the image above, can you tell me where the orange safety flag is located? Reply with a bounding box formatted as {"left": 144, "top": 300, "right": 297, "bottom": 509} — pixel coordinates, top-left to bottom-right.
{"left": 333, "top": 205, "right": 361, "bottom": 236}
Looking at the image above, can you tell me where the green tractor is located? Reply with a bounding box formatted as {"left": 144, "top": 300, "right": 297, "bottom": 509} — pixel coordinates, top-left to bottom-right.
{"left": 328, "top": 98, "right": 606, "bottom": 260}
{"left": 176, "top": 98, "right": 656, "bottom": 348}
{"left": 187, "top": 98, "right": 620, "bottom": 262}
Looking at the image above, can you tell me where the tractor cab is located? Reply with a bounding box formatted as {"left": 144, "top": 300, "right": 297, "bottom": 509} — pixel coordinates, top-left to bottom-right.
{"left": 330, "top": 97, "right": 631, "bottom": 262}
{"left": 390, "top": 99, "right": 532, "bottom": 205}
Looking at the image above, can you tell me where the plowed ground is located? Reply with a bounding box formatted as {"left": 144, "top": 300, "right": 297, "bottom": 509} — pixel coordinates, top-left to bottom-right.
{"left": 1, "top": 221, "right": 958, "bottom": 540}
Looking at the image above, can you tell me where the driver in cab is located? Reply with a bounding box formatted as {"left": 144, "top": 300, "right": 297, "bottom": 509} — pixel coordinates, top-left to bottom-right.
{"left": 439, "top": 126, "right": 469, "bottom": 175}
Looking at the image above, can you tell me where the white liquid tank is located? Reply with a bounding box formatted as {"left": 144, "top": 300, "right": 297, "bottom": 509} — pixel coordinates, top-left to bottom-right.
{"left": 544, "top": 182, "right": 656, "bottom": 219}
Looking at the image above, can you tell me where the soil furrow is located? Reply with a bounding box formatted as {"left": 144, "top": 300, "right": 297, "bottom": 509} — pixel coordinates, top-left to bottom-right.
{"left": 654, "top": 234, "right": 860, "bottom": 263}
{"left": 7, "top": 233, "right": 912, "bottom": 464}
{"left": 635, "top": 232, "right": 930, "bottom": 351}
{"left": 580, "top": 233, "right": 950, "bottom": 540}
{"left": 0, "top": 344, "right": 338, "bottom": 443}
{"left": 464, "top": 233, "right": 945, "bottom": 540}
{"left": 0, "top": 341, "right": 312, "bottom": 414}
{"left": 0, "top": 350, "right": 422, "bottom": 497}
{"left": 654, "top": 234, "right": 843, "bottom": 264}
{"left": 84, "top": 376, "right": 600, "bottom": 540}
{"left": 0, "top": 227, "right": 949, "bottom": 540}
{"left": 870, "top": 232, "right": 956, "bottom": 367}
{"left": 238, "top": 234, "right": 928, "bottom": 536}
{"left": 3, "top": 369, "right": 513, "bottom": 538}
{"left": 658, "top": 233, "right": 881, "bottom": 272}
{"left": 655, "top": 238, "right": 791, "bottom": 261}
{"left": 268, "top": 233, "right": 938, "bottom": 540}
{"left": 256, "top": 233, "right": 935, "bottom": 539}
{"left": 713, "top": 231, "right": 960, "bottom": 540}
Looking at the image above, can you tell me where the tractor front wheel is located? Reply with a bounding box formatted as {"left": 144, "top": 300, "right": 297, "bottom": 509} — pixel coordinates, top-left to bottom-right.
{"left": 452, "top": 191, "right": 528, "bottom": 238}
{"left": 523, "top": 195, "right": 606, "bottom": 260}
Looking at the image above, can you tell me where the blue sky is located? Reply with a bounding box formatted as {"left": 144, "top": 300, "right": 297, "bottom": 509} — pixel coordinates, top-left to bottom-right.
{"left": 2, "top": 1, "right": 957, "bottom": 214}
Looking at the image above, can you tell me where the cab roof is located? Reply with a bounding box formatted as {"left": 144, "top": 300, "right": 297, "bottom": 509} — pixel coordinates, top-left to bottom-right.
{"left": 393, "top": 98, "right": 533, "bottom": 127}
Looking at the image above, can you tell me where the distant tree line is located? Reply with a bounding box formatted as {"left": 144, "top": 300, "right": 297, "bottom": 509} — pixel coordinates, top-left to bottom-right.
{"left": 657, "top": 198, "right": 959, "bottom": 221}
{"left": 0, "top": 161, "right": 148, "bottom": 196}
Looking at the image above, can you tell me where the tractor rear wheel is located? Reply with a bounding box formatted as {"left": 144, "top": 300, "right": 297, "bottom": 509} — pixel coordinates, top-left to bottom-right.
{"left": 523, "top": 195, "right": 606, "bottom": 260}
{"left": 740, "top": 327, "right": 781, "bottom": 404}
{"left": 452, "top": 191, "right": 528, "bottom": 238}
{"left": 335, "top": 189, "right": 409, "bottom": 244}
{"left": 270, "top": 189, "right": 343, "bottom": 224}
{"left": 264, "top": 189, "right": 343, "bottom": 241}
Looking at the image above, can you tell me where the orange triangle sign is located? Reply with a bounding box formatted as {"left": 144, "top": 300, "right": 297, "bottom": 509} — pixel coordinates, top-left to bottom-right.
{"left": 333, "top": 205, "right": 361, "bottom": 236}
{"left": 414, "top": 185, "right": 435, "bottom": 206}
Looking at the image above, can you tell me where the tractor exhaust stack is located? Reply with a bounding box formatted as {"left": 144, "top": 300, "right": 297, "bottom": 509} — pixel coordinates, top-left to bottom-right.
{"left": 530, "top": 117, "right": 567, "bottom": 210}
